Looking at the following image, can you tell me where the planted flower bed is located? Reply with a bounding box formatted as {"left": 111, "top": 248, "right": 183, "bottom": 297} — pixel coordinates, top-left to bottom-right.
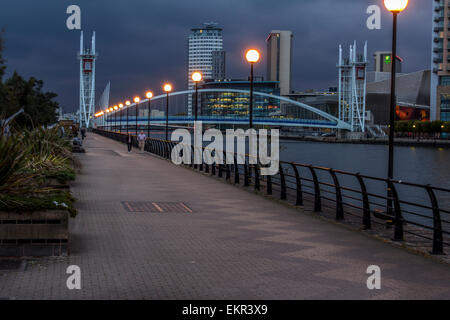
{"left": 0, "top": 124, "right": 77, "bottom": 257}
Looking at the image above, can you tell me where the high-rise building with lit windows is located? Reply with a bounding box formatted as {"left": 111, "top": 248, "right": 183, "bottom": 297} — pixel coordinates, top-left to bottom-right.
{"left": 431, "top": 0, "right": 450, "bottom": 121}
{"left": 187, "top": 23, "right": 224, "bottom": 116}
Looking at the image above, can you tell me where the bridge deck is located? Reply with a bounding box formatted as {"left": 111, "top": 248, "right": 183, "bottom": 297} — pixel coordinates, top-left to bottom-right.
{"left": 1, "top": 133, "right": 449, "bottom": 299}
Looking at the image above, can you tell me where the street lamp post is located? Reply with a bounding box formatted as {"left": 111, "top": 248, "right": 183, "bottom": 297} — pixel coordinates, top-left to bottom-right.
{"left": 109, "top": 108, "right": 113, "bottom": 131}
{"left": 384, "top": 0, "right": 408, "bottom": 181}
{"left": 113, "top": 105, "right": 118, "bottom": 132}
{"left": 192, "top": 72, "right": 203, "bottom": 123}
{"left": 163, "top": 84, "right": 173, "bottom": 140}
{"left": 118, "top": 103, "right": 123, "bottom": 133}
{"left": 245, "top": 49, "right": 260, "bottom": 128}
{"left": 384, "top": 0, "right": 408, "bottom": 239}
{"left": 146, "top": 91, "right": 153, "bottom": 138}
{"left": 125, "top": 100, "right": 131, "bottom": 134}
{"left": 105, "top": 109, "right": 109, "bottom": 131}
{"left": 134, "top": 97, "right": 140, "bottom": 136}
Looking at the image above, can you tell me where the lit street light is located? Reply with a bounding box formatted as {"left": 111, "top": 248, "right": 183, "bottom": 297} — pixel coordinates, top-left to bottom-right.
{"left": 134, "top": 96, "right": 140, "bottom": 136}
{"left": 113, "top": 105, "right": 118, "bottom": 132}
{"left": 163, "top": 83, "right": 173, "bottom": 140}
{"left": 118, "top": 103, "right": 123, "bottom": 133}
{"left": 146, "top": 91, "right": 153, "bottom": 138}
{"left": 384, "top": 0, "right": 408, "bottom": 240}
{"left": 192, "top": 72, "right": 203, "bottom": 123}
{"left": 125, "top": 100, "right": 131, "bottom": 134}
{"left": 105, "top": 108, "right": 110, "bottom": 131}
{"left": 245, "top": 49, "right": 260, "bottom": 128}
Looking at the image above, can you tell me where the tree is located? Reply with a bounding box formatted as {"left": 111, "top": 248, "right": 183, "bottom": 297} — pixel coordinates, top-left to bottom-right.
{"left": 0, "top": 31, "right": 59, "bottom": 128}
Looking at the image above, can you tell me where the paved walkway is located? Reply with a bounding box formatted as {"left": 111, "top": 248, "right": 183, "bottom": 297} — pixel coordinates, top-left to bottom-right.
{"left": 1, "top": 133, "right": 450, "bottom": 299}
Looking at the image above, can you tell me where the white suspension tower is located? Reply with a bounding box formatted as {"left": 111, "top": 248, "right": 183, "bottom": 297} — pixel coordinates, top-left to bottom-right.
{"left": 78, "top": 31, "right": 97, "bottom": 128}
{"left": 338, "top": 41, "right": 368, "bottom": 132}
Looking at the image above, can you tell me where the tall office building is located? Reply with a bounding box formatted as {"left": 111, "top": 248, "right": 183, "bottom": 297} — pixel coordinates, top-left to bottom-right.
{"left": 431, "top": 0, "right": 450, "bottom": 121}
{"left": 187, "top": 23, "right": 224, "bottom": 116}
{"left": 212, "top": 50, "right": 226, "bottom": 81}
{"left": 373, "top": 51, "right": 402, "bottom": 73}
{"left": 266, "top": 30, "right": 293, "bottom": 95}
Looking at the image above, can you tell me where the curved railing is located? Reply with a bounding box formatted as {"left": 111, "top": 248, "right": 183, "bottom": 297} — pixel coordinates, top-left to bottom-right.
{"left": 93, "top": 129, "right": 450, "bottom": 255}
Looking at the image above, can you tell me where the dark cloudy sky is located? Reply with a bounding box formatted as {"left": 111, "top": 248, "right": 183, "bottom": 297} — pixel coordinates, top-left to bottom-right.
{"left": 1, "top": 0, "right": 432, "bottom": 113}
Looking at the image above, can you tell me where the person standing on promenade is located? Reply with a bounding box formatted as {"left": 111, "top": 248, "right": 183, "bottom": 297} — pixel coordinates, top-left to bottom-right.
{"left": 137, "top": 130, "right": 146, "bottom": 153}
{"left": 127, "top": 133, "right": 133, "bottom": 153}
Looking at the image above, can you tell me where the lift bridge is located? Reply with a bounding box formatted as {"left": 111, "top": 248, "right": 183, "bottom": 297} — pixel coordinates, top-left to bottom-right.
{"left": 94, "top": 42, "right": 367, "bottom": 132}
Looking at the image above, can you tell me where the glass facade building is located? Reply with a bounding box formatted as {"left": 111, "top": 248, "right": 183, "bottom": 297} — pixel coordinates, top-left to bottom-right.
{"left": 198, "top": 80, "right": 280, "bottom": 119}
{"left": 431, "top": 0, "right": 450, "bottom": 121}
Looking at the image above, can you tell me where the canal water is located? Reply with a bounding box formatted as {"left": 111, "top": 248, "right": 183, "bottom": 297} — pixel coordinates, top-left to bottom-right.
{"left": 280, "top": 140, "right": 450, "bottom": 188}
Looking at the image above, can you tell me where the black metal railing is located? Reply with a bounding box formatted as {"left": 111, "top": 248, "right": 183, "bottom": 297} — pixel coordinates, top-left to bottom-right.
{"left": 93, "top": 129, "right": 450, "bottom": 255}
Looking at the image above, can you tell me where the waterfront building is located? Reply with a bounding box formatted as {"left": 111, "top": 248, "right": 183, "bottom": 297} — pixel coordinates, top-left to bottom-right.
{"left": 187, "top": 23, "right": 224, "bottom": 116}
{"left": 431, "top": 0, "right": 450, "bottom": 121}
{"left": 366, "top": 70, "right": 431, "bottom": 124}
{"left": 266, "top": 30, "right": 293, "bottom": 95}
{"left": 199, "top": 79, "right": 280, "bottom": 118}
{"left": 373, "top": 51, "right": 402, "bottom": 73}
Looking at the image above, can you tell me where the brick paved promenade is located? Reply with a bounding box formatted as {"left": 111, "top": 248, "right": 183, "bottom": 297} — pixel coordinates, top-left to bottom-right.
{"left": 1, "top": 133, "right": 449, "bottom": 299}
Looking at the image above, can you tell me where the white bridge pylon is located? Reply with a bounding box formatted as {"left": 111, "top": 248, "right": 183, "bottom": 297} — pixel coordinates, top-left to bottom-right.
{"left": 104, "top": 89, "right": 352, "bottom": 130}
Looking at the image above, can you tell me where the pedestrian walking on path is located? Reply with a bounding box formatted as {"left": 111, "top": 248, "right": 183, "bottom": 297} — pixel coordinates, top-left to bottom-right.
{"left": 127, "top": 133, "right": 133, "bottom": 153}
{"left": 138, "top": 130, "right": 146, "bottom": 153}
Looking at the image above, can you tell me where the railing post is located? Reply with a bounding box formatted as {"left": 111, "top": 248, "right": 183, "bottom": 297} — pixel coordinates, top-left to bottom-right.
{"left": 191, "top": 145, "right": 195, "bottom": 168}
{"left": 234, "top": 156, "right": 239, "bottom": 184}
{"left": 165, "top": 141, "right": 170, "bottom": 159}
{"left": 387, "top": 180, "right": 403, "bottom": 241}
{"left": 308, "top": 165, "right": 321, "bottom": 212}
{"left": 226, "top": 164, "right": 231, "bottom": 181}
{"left": 218, "top": 164, "right": 223, "bottom": 178}
{"left": 356, "top": 173, "right": 371, "bottom": 230}
{"left": 290, "top": 163, "right": 303, "bottom": 206}
{"left": 199, "top": 148, "right": 203, "bottom": 171}
{"left": 266, "top": 175, "right": 272, "bottom": 195}
{"left": 329, "top": 169, "right": 344, "bottom": 220}
{"left": 244, "top": 159, "right": 250, "bottom": 187}
{"left": 254, "top": 164, "right": 260, "bottom": 191}
{"left": 279, "top": 164, "right": 287, "bottom": 200}
{"left": 425, "top": 185, "right": 444, "bottom": 255}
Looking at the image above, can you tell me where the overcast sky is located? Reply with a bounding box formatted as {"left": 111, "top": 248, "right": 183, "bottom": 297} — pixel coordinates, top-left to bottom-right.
{"left": 1, "top": 0, "right": 432, "bottom": 113}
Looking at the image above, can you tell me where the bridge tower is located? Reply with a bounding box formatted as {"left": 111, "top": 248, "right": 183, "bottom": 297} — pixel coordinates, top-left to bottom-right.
{"left": 337, "top": 41, "right": 368, "bottom": 132}
{"left": 78, "top": 31, "right": 97, "bottom": 128}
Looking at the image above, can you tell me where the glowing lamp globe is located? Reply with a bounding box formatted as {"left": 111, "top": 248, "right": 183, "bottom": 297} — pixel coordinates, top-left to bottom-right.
{"left": 119, "top": 103, "right": 124, "bottom": 108}
{"left": 125, "top": 101, "right": 131, "bottom": 106}
{"left": 192, "top": 72, "right": 202, "bottom": 82}
{"left": 164, "top": 84, "right": 173, "bottom": 92}
{"left": 146, "top": 91, "right": 153, "bottom": 99}
{"left": 246, "top": 49, "right": 260, "bottom": 63}
{"left": 134, "top": 97, "right": 140, "bottom": 103}
{"left": 384, "top": 0, "right": 408, "bottom": 13}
